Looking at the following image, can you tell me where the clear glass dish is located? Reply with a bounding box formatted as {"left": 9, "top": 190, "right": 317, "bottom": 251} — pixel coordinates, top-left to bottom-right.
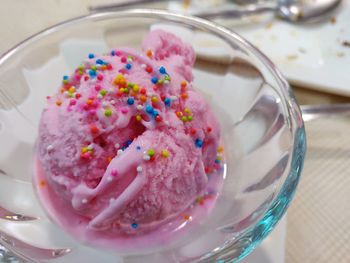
{"left": 0, "top": 9, "right": 306, "bottom": 263}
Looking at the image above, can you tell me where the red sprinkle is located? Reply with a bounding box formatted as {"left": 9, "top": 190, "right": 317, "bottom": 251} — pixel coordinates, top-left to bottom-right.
{"left": 190, "top": 128, "right": 196, "bottom": 135}
{"left": 97, "top": 74, "right": 103, "bottom": 81}
{"left": 75, "top": 93, "right": 82, "bottom": 99}
{"left": 160, "top": 94, "right": 166, "bottom": 101}
{"left": 155, "top": 115, "right": 162, "bottom": 122}
{"left": 121, "top": 57, "right": 127, "bottom": 63}
{"left": 75, "top": 74, "right": 81, "bottom": 81}
{"left": 84, "top": 76, "right": 89, "bottom": 81}
{"left": 140, "top": 88, "right": 147, "bottom": 94}
{"left": 207, "top": 127, "right": 212, "bottom": 133}
{"left": 90, "top": 124, "right": 99, "bottom": 134}
{"left": 146, "top": 65, "right": 153, "bottom": 73}
{"left": 95, "top": 85, "right": 101, "bottom": 91}
{"left": 107, "top": 64, "right": 113, "bottom": 70}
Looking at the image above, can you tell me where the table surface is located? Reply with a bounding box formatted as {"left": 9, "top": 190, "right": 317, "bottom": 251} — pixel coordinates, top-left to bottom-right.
{"left": 1, "top": 1, "right": 349, "bottom": 263}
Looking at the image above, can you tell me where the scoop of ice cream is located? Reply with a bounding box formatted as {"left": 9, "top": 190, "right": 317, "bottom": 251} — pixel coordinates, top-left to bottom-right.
{"left": 36, "top": 30, "right": 221, "bottom": 236}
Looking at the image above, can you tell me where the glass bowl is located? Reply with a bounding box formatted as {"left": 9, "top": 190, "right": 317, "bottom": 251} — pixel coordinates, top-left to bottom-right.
{"left": 0, "top": 9, "right": 306, "bottom": 263}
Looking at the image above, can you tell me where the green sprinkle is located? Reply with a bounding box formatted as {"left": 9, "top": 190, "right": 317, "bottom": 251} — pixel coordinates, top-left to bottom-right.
{"left": 147, "top": 149, "right": 155, "bottom": 157}
{"left": 164, "top": 75, "right": 171, "bottom": 81}
{"left": 104, "top": 109, "right": 112, "bottom": 117}
{"left": 188, "top": 116, "right": 193, "bottom": 121}
{"left": 127, "top": 82, "right": 134, "bottom": 88}
{"left": 182, "top": 116, "right": 188, "bottom": 122}
{"left": 91, "top": 66, "right": 97, "bottom": 71}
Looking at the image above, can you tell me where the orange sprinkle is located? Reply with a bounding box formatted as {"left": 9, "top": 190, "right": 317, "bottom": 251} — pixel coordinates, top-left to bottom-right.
{"left": 39, "top": 180, "right": 47, "bottom": 188}
{"left": 68, "top": 86, "right": 75, "bottom": 93}
{"left": 181, "top": 81, "right": 187, "bottom": 88}
{"left": 183, "top": 214, "right": 191, "bottom": 221}
{"left": 146, "top": 50, "right": 153, "bottom": 58}
{"left": 86, "top": 99, "right": 93, "bottom": 105}
{"left": 181, "top": 93, "right": 188, "bottom": 99}
{"left": 140, "top": 95, "right": 147, "bottom": 103}
{"left": 56, "top": 101, "right": 62, "bottom": 106}
{"left": 60, "top": 87, "right": 65, "bottom": 93}
{"left": 176, "top": 111, "right": 183, "bottom": 117}
{"left": 136, "top": 115, "right": 142, "bottom": 122}
{"left": 151, "top": 96, "right": 159, "bottom": 103}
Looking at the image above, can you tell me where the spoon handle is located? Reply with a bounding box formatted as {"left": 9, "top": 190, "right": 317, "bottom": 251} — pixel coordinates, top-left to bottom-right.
{"left": 195, "top": 3, "right": 278, "bottom": 19}
{"left": 301, "top": 103, "right": 350, "bottom": 122}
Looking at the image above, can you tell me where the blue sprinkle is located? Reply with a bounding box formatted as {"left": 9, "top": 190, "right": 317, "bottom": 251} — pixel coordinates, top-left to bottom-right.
{"left": 125, "top": 63, "right": 132, "bottom": 70}
{"left": 195, "top": 139, "right": 203, "bottom": 148}
{"left": 88, "top": 53, "right": 95, "bottom": 59}
{"left": 131, "top": 223, "right": 138, "bottom": 229}
{"left": 215, "top": 159, "right": 220, "bottom": 164}
{"left": 164, "top": 97, "right": 171, "bottom": 107}
{"left": 151, "top": 77, "right": 158, "bottom": 84}
{"left": 111, "top": 50, "right": 115, "bottom": 56}
{"left": 127, "top": 97, "right": 135, "bottom": 105}
{"left": 121, "top": 146, "right": 126, "bottom": 151}
{"left": 63, "top": 75, "right": 68, "bottom": 80}
{"left": 136, "top": 146, "right": 141, "bottom": 150}
{"left": 125, "top": 140, "right": 133, "bottom": 147}
{"left": 145, "top": 105, "right": 154, "bottom": 114}
{"left": 152, "top": 110, "right": 159, "bottom": 118}
{"left": 159, "top": 66, "right": 166, "bottom": 74}
{"left": 96, "top": 59, "right": 104, "bottom": 65}
{"left": 89, "top": 69, "right": 96, "bottom": 77}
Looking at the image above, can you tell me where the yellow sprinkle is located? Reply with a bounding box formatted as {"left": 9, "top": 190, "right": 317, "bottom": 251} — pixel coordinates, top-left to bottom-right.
{"left": 68, "top": 86, "right": 75, "bottom": 93}
{"left": 136, "top": 115, "right": 142, "bottom": 122}
{"left": 184, "top": 108, "right": 191, "bottom": 114}
{"left": 217, "top": 146, "right": 224, "bottom": 153}
{"left": 81, "top": 147, "right": 88, "bottom": 153}
{"left": 216, "top": 156, "right": 222, "bottom": 161}
{"left": 151, "top": 96, "right": 158, "bottom": 103}
{"left": 161, "top": 150, "right": 169, "bottom": 158}
{"left": 132, "top": 84, "right": 139, "bottom": 92}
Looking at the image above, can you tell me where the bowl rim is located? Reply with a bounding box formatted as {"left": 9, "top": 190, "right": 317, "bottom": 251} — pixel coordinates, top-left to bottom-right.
{"left": 0, "top": 8, "right": 306, "bottom": 262}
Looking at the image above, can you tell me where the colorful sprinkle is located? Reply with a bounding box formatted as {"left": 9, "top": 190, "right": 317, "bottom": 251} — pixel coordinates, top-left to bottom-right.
{"left": 181, "top": 116, "right": 188, "bottom": 122}
{"left": 132, "top": 84, "right": 139, "bottom": 93}
{"left": 151, "top": 96, "right": 159, "bottom": 103}
{"left": 181, "top": 93, "right": 188, "bottom": 99}
{"left": 145, "top": 105, "right": 154, "bottom": 114}
{"left": 97, "top": 74, "right": 103, "bottom": 81}
{"left": 56, "top": 101, "right": 62, "bottom": 106}
{"left": 161, "top": 150, "right": 169, "bottom": 158}
{"left": 127, "top": 97, "right": 135, "bottom": 105}
{"left": 131, "top": 223, "right": 138, "bottom": 229}
{"left": 146, "top": 65, "right": 153, "bottom": 73}
{"left": 136, "top": 166, "right": 143, "bottom": 173}
{"left": 151, "top": 77, "right": 158, "bottom": 84}
{"left": 39, "top": 180, "right": 47, "bottom": 188}
{"left": 136, "top": 146, "right": 141, "bottom": 150}
{"left": 181, "top": 81, "right": 187, "bottom": 89}
{"left": 100, "top": 89, "right": 107, "bottom": 96}
{"left": 164, "top": 97, "right": 171, "bottom": 107}
{"left": 111, "top": 50, "right": 115, "bottom": 56}
{"left": 147, "top": 149, "right": 155, "bottom": 157}
{"left": 88, "top": 53, "right": 95, "bottom": 59}
{"left": 47, "top": 145, "right": 54, "bottom": 152}
{"left": 104, "top": 109, "right": 112, "bottom": 117}
{"left": 96, "top": 59, "right": 104, "bottom": 64}
{"left": 183, "top": 214, "right": 191, "bottom": 221}
{"left": 188, "top": 116, "right": 193, "bottom": 121}
{"left": 136, "top": 115, "right": 142, "bottom": 122}
{"left": 140, "top": 95, "right": 147, "bottom": 103}
{"left": 159, "top": 66, "right": 166, "bottom": 74}
{"left": 155, "top": 115, "right": 162, "bottom": 122}
{"left": 217, "top": 147, "right": 224, "bottom": 153}
{"left": 143, "top": 155, "right": 151, "bottom": 161}
{"left": 207, "top": 127, "right": 212, "bottom": 133}
{"left": 195, "top": 139, "right": 203, "bottom": 148}
{"left": 89, "top": 69, "right": 96, "bottom": 78}
{"left": 90, "top": 124, "right": 99, "bottom": 134}
{"left": 120, "top": 107, "right": 128, "bottom": 114}
{"left": 146, "top": 50, "right": 153, "bottom": 57}
{"left": 125, "top": 63, "right": 132, "bottom": 70}
{"left": 136, "top": 105, "right": 143, "bottom": 111}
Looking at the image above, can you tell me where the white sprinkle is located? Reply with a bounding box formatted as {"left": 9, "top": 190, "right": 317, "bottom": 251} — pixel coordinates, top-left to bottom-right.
{"left": 96, "top": 64, "right": 101, "bottom": 69}
{"left": 102, "top": 101, "right": 109, "bottom": 108}
{"left": 47, "top": 145, "right": 54, "bottom": 152}
{"left": 143, "top": 155, "right": 151, "bottom": 161}
{"left": 63, "top": 91, "right": 69, "bottom": 96}
{"left": 90, "top": 78, "right": 97, "bottom": 84}
{"left": 115, "top": 143, "right": 120, "bottom": 149}
{"left": 164, "top": 80, "right": 170, "bottom": 84}
{"left": 117, "top": 149, "right": 123, "bottom": 156}
{"left": 136, "top": 105, "right": 143, "bottom": 111}
{"left": 107, "top": 176, "right": 113, "bottom": 182}
{"left": 87, "top": 144, "right": 94, "bottom": 150}
{"left": 141, "top": 64, "right": 146, "bottom": 69}
{"left": 82, "top": 199, "right": 88, "bottom": 204}
{"left": 97, "top": 94, "right": 103, "bottom": 99}
{"left": 136, "top": 166, "right": 143, "bottom": 173}
{"left": 170, "top": 96, "right": 178, "bottom": 101}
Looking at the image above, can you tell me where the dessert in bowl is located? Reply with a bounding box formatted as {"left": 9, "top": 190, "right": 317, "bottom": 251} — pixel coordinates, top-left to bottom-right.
{"left": 0, "top": 9, "right": 305, "bottom": 262}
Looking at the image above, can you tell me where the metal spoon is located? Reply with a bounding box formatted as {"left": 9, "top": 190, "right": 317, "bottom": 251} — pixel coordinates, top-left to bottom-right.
{"left": 89, "top": 0, "right": 342, "bottom": 23}
{"left": 196, "top": 0, "right": 342, "bottom": 22}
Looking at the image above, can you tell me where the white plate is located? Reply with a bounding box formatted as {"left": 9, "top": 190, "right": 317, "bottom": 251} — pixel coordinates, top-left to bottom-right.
{"left": 169, "top": 1, "right": 350, "bottom": 96}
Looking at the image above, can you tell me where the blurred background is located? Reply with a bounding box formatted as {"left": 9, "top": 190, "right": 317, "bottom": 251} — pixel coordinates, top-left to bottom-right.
{"left": 1, "top": 1, "right": 350, "bottom": 262}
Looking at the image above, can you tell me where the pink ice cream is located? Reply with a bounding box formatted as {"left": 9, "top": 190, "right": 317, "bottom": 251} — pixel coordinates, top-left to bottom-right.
{"left": 34, "top": 30, "right": 223, "bottom": 248}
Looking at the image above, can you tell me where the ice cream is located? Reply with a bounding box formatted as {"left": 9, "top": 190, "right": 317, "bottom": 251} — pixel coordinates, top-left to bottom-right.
{"left": 34, "top": 30, "right": 224, "bottom": 249}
